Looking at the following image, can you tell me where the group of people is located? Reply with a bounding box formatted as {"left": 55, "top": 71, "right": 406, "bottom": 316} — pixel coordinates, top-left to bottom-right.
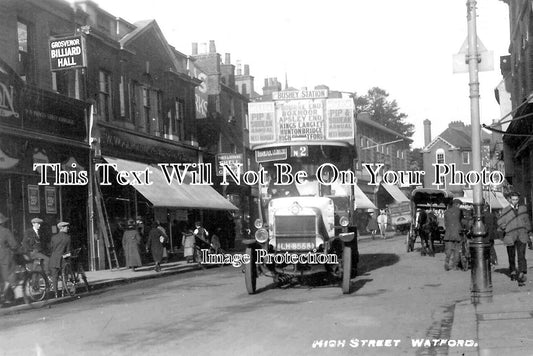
{"left": 0, "top": 214, "right": 74, "bottom": 300}
{"left": 443, "top": 192, "right": 533, "bottom": 287}
{"left": 366, "top": 210, "right": 388, "bottom": 239}
{"left": 122, "top": 219, "right": 169, "bottom": 272}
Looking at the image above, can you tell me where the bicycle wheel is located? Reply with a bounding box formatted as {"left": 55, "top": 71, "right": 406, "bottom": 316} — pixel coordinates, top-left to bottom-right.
{"left": 23, "top": 271, "right": 49, "bottom": 303}
{"left": 61, "top": 263, "right": 77, "bottom": 297}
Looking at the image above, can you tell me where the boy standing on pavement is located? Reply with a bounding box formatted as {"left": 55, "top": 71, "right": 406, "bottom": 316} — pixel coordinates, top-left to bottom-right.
{"left": 497, "top": 192, "right": 533, "bottom": 286}
{"left": 50, "top": 222, "right": 71, "bottom": 298}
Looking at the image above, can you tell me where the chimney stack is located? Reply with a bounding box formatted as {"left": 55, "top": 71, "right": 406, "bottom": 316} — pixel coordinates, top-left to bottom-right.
{"left": 225, "top": 53, "right": 231, "bottom": 65}
{"left": 191, "top": 42, "right": 198, "bottom": 55}
{"left": 244, "top": 64, "right": 250, "bottom": 76}
{"left": 236, "top": 61, "right": 242, "bottom": 75}
{"left": 209, "top": 40, "right": 216, "bottom": 54}
{"left": 423, "top": 119, "right": 432, "bottom": 147}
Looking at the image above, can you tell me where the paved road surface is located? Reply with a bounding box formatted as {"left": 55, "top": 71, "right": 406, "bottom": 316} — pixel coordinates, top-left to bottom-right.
{"left": 0, "top": 236, "right": 529, "bottom": 355}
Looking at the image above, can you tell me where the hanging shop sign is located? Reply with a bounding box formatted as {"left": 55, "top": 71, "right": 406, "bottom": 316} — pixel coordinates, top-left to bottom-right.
{"left": 216, "top": 153, "right": 244, "bottom": 176}
{"left": 49, "top": 35, "right": 87, "bottom": 71}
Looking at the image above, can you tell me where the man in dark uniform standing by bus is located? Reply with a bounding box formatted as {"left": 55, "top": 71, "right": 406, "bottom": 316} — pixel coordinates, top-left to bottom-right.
{"left": 444, "top": 199, "right": 463, "bottom": 271}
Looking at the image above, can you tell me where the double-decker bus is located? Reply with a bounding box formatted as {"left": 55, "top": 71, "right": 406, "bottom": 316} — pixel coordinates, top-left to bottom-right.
{"left": 244, "top": 89, "right": 359, "bottom": 294}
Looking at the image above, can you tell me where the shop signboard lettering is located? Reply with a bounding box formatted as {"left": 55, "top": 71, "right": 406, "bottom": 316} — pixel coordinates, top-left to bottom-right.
{"left": 216, "top": 153, "right": 244, "bottom": 176}
{"left": 49, "top": 35, "right": 86, "bottom": 71}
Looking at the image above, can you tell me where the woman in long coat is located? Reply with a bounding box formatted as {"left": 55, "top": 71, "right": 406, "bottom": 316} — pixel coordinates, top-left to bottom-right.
{"left": 146, "top": 222, "right": 166, "bottom": 272}
{"left": 122, "top": 219, "right": 142, "bottom": 270}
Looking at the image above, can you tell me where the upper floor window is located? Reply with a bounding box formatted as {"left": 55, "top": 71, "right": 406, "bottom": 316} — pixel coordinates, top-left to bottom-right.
{"left": 462, "top": 151, "right": 470, "bottom": 165}
{"left": 242, "top": 83, "right": 247, "bottom": 95}
{"left": 98, "top": 70, "right": 112, "bottom": 121}
{"left": 436, "top": 148, "right": 445, "bottom": 164}
{"left": 172, "top": 99, "right": 185, "bottom": 139}
{"left": 17, "top": 20, "right": 32, "bottom": 82}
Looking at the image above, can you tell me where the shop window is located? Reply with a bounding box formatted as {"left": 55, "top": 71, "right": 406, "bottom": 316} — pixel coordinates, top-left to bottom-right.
{"left": 98, "top": 70, "right": 113, "bottom": 121}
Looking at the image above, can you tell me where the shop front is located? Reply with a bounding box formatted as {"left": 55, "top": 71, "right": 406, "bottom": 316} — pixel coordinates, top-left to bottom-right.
{"left": 93, "top": 124, "right": 238, "bottom": 268}
{"left": 0, "top": 59, "right": 90, "bottom": 254}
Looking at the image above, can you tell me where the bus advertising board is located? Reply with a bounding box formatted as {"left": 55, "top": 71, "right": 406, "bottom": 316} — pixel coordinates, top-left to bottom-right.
{"left": 248, "top": 93, "right": 354, "bottom": 148}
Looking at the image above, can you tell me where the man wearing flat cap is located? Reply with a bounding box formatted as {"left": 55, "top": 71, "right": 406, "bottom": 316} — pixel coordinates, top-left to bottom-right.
{"left": 22, "top": 217, "right": 50, "bottom": 275}
{"left": 50, "top": 222, "right": 71, "bottom": 297}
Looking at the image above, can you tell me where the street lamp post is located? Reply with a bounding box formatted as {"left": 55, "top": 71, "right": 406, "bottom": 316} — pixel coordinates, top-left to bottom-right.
{"left": 466, "top": 0, "right": 492, "bottom": 304}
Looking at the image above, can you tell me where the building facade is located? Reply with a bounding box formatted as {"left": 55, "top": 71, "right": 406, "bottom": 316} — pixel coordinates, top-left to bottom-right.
{"left": 0, "top": 0, "right": 90, "bottom": 254}
{"left": 500, "top": 0, "right": 533, "bottom": 213}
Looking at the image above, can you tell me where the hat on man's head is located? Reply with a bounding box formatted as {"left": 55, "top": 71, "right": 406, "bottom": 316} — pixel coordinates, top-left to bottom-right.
{"left": 31, "top": 218, "right": 43, "bottom": 224}
{"left": 0, "top": 213, "right": 9, "bottom": 224}
{"left": 452, "top": 199, "right": 462, "bottom": 205}
{"left": 57, "top": 221, "right": 70, "bottom": 229}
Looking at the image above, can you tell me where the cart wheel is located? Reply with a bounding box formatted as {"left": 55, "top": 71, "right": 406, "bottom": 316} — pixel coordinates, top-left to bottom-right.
{"left": 244, "top": 247, "right": 257, "bottom": 294}
{"left": 342, "top": 245, "right": 352, "bottom": 294}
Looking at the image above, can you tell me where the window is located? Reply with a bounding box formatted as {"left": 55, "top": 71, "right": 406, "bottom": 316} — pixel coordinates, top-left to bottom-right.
{"left": 436, "top": 148, "right": 445, "bottom": 164}
{"left": 142, "top": 87, "right": 150, "bottom": 132}
{"left": 242, "top": 83, "right": 247, "bottom": 95}
{"left": 462, "top": 151, "right": 470, "bottom": 165}
{"left": 119, "top": 75, "right": 126, "bottom": 118}
{"left": 173, "top": 99, "right": 185, "bottom": 140}
{"left": 17, "top": 20, "right": 32, "bottom": 82}
{"left": 98, "top": 70, "right": 112, "bottom": 121}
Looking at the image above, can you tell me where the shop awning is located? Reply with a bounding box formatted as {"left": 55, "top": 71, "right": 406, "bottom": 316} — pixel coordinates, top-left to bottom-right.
{"left": 381, "top": 183, "right": 409, "bottom": 203}
{"left": 103, "top": 157, "right": 238, "bottom": 210}
{"left": 354, "top": 184, "right": 377, "bottom": 210}
{"left": 460, "top": 189, "right": 509, "bottom": 210}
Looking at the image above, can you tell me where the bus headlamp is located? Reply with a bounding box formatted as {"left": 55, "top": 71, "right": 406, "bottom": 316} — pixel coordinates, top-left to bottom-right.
{"left": 339, "top": 215, "right": 349, "bottom": 227}
{"left": 254, "top": 218, "right": 263, "bottom": 229}
{"left": 255, "top": 228, "right": 269, "bottom": 243}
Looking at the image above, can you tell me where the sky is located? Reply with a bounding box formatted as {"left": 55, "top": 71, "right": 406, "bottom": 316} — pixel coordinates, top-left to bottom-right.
{"left": 88, "top": 0, "right": 510, "bottom": 148}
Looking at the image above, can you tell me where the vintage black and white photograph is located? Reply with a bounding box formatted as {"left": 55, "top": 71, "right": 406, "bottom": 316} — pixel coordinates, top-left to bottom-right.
{"left": 1, "top": 0, "right": 532, "bottom": 355}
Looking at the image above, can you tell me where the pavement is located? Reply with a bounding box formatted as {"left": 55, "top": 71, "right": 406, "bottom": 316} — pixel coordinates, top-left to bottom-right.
{"left": 2, "top": 233, "right": 533, "bottom": 356}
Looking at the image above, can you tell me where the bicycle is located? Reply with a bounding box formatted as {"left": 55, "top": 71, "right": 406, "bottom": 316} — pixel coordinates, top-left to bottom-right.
{"left": 57, "top": 248, "right": 90, "bottom": 297}
{"left": 2, "top": 253, "right": 49, "bottom": 305}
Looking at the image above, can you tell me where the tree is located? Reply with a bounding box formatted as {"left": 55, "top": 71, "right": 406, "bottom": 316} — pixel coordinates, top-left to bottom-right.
{"left": 354, "top": 87, "right": 414, "bottom": 138}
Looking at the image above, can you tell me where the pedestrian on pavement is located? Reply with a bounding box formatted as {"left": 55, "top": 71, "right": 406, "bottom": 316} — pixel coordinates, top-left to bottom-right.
{"left": 211, "top": 228, "right": 223, "bottom": 254}
{"left": 482, "top": 203, "right": 499, "bottom": 268}
{"left": 444, "top": 199, "right": 464, "bottom": 271}
{"left": 182, "top": 229, "right": 195, "bottom": 263}
{"left": 49, "top": 222, "right": 71, "bottom": 298}
{"left": 146, "top": 221, "right": 167, "bottom": 272}
{"left": 366, "top": 212, "right": 379, "bottom": 239}
{"left": 497, "top": 192, "right": 533, "bottom": 286}
{"left": 22, "top": 217, "right": 50, "bottom": 275}
{"left": 0, "top": 213, "right": 19, "bottom": 302}
{"left": 194, "top": 221, "right": 209, "bottom": 244}
{"left": 377, "top": 210, "right": 387, "bottom": 239}
{"left": 122, "top": 219, "right": 142, "bottom": 271}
